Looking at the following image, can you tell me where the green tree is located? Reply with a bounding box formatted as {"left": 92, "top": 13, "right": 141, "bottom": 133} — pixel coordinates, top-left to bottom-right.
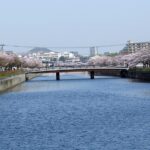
{"left": 59, "top": 56, "right": 66, "bottom": 62}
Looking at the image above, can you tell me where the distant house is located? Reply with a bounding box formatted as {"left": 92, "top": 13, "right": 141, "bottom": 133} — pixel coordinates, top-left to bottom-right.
{"left": 5, "top": 51, "right": 14, "bottom": 55}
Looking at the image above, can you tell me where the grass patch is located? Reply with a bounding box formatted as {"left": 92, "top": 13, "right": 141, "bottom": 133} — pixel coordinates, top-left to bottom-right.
{"left": 0, "top": 70, "right": 25, "bottom": 78}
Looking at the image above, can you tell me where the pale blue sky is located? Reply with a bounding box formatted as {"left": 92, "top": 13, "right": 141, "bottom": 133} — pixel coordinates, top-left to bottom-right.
{"left": 0, "top": 0, "right": 150, "bottom": 54}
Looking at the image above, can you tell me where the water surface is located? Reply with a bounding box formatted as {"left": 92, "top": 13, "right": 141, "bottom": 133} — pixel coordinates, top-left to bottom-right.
{"left": 0, "top": 74, "right": 150, "bottom": 150}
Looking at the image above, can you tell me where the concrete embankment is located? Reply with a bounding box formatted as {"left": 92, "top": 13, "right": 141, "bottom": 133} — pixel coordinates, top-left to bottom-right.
{"left": 94, "top": 69, "right": 128, "bottom": 78}
{"left": 128, "top": 71, "right": 150, "bottom": 81}
{"left": 0, "top": 74, "right": 39, "bottom": 92}
{"left": 94, "top": 70, "right": 120, "bottom": 76}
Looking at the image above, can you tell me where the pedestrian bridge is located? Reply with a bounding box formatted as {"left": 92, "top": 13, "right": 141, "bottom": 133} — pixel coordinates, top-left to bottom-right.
{"left": 25, "top": 66, "right": 129, "bottom": 81}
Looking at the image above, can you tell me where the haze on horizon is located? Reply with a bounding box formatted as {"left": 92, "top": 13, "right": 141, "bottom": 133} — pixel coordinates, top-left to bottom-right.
{"left": 0, "top": 0, "right": 150, "bottom": 55}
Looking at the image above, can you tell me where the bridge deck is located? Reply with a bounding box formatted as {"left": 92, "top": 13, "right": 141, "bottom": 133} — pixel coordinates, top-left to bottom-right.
{"left": 27, "top": 67, "right": 128, "bottom": 74}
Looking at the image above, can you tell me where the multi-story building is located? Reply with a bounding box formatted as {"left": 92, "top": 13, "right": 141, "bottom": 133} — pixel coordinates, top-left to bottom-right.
{"left": 123, "top": 41, "right": 150, "bottom": 53}
{"left": 90, "top": 47, "right": 98, "bottom": 57}
{"left": 28, "top": 50, "right": 77, "bottom": 63}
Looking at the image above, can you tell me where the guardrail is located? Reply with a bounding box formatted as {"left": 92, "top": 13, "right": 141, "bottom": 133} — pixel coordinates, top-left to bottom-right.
{"left": 34, "top": 66, "right": 128, "bottom": 72}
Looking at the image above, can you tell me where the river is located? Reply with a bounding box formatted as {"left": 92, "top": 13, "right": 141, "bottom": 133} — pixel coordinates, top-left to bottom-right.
{"left": 0, "top": 73, "right": 150, "bottom": 150}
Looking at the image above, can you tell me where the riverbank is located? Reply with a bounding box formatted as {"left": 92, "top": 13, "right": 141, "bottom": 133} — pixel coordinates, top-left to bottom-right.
{"left": 0, "top": 73, "right": 40, "bottom": 92}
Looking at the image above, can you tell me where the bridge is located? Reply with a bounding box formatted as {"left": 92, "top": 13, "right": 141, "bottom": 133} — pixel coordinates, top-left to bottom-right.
{"left": 25, "top": 66, "right": 129, "bottom": 81}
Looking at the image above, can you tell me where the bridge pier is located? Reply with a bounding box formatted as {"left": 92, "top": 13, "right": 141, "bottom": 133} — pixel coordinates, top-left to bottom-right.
{"left": 90, "top": 71, "right": 95, "bottom": 79}
{"left": 56, "top": 72, "right": 60, "bottom": 80}
{"left": 120, "top": 70, "right": 128, "bottom": 78}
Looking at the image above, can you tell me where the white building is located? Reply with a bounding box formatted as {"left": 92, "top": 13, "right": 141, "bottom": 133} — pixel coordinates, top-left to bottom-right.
{"left": 28, "top": 51, "right": 77, "bottom": 62}
{"left": 61, "top": 52, "right": 75, "bottom": 59}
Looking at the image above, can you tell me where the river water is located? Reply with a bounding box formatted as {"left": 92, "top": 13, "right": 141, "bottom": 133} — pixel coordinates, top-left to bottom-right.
{"left": 0, "top": 74, "right": 150, "bottom": 150}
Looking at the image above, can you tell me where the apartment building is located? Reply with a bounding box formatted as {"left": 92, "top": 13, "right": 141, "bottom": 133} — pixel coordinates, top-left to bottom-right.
{"left": 125, "top": 40, "right": 150, "bottom": 53}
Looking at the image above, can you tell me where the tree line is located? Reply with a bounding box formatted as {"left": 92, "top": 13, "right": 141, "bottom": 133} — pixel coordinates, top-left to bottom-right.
{"left": 0, "top": 52, "right": 43, "bottom": 71}
{"left": 88, "top": 48, "right": 150, "bottom": 68}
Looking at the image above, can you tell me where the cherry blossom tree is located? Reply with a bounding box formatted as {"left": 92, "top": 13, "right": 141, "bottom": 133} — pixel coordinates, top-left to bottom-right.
{"left": 0, "top": 52, "right": 43, "bottom": 71}
{"left": 88, "top": 55, "right": 119, "bottom": 66}
{"left": 88, "top": 48, "right": 150, "bottom": 68}
{"left": 20, "top": 57, "right": 42, "bottom": 68}
{"left": 124, "top": 48, "right": 150, "bottom": 68}
{"left": 0, "top": 52, "right": 9, "bottom": 67}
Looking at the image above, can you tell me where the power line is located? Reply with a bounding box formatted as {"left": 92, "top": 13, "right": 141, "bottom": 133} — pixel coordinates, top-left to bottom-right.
{"left": 4, "top": 43, "right": 126, "bottom": 49}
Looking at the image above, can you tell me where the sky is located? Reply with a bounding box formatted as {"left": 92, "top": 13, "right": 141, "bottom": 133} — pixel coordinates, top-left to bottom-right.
{"left": 0, "top": 0, "right": 150, "bottom": 55}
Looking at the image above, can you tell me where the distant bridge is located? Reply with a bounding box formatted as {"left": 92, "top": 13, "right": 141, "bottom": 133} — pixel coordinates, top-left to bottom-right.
{"left": 25, "top": 66, "right": 129, "bottom": 81}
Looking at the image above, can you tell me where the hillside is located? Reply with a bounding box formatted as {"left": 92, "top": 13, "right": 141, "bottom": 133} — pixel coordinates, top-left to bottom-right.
{"left": 28, "top": 47, "right": 52, "bottom": 54}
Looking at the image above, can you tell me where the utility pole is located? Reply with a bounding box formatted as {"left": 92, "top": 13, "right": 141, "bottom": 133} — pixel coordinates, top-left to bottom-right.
{"left": 0, "top": 44, "right": 5, "bottom": 52}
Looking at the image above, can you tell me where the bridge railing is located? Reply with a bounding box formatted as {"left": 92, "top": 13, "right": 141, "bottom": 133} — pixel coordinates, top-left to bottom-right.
{"left": 28, "top": 65, "right": 128, "bottom": 72}
{"left": 40, "top": 65, "right": 99, "bottom": 71}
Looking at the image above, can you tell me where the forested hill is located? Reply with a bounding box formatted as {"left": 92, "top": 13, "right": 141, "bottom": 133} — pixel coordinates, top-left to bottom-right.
{"left": 28, "top": 47, "right": 52, "bottom": 54}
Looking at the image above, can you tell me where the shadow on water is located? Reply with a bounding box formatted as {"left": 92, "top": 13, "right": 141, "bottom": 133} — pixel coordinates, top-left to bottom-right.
{"left": 29, "top": 76, "right": 121, "bottom": 82}
{"left": 0, "top": 75, "right": 122, "bottom": 95}
{"left": 128, "top": 78, "right": 150, "bottom": 84}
